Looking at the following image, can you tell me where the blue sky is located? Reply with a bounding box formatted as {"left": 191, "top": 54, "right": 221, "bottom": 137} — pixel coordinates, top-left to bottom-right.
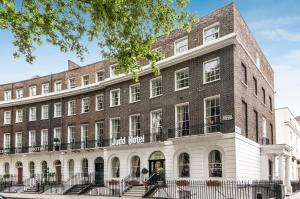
{"left": 1, "top": 0, "right": 300, "bottom": 115}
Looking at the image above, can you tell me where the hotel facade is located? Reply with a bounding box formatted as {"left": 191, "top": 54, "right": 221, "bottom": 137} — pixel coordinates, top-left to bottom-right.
{"left": 0, "top": 3, "right": 292, "bottom": 194}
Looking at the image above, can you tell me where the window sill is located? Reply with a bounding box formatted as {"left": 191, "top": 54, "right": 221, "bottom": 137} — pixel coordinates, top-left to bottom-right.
{"left": 41, "top": 118, "right": 49, "bottom": 120}
{"left": 81, "top": 112, "right": 90, "bottom": 114}
{"left": 175, "top": 86, "right": 189, "bottom": 92}
{"left": 15, "top": 121, "right": 23, "bottom": 124}
{"left": 203, "top": 79, "right": 220, "bottom": 85}
{"left": 129, "top": 100, "right": 141, "bottom": 104}
{"left": 95, "top": 109, "right": 104, "bottom": 112}
{"left": 150, "top": 94, "right": 163, "bottom": 99}
{"left": 53, "top": 116, "right": 62, "bottom": 118}
{"left": 110, "top": 105, "right": 120, "bottom": 108}
{"left": 67, "top": 114, "right": 76, "bottom": 116}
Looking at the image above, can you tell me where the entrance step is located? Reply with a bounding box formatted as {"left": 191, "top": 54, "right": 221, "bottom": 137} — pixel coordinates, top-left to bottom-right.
{"left": 64, "top": 184, "right": 91, "bottom": 195}
{"left": 123, "top": 185, "right": 146, "bottom": 198}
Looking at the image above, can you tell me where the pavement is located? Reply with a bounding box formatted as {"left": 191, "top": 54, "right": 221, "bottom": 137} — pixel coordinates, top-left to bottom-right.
{"left": 0, "top": 193, "right": 140, "bottom": 199}
{"left": 286, "top": 191, "right": 300, "bottom": 199}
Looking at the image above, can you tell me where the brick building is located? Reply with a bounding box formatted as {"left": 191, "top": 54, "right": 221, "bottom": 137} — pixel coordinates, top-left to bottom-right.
{"left": 0, "top": 3, "right": 291, "bottom": 194}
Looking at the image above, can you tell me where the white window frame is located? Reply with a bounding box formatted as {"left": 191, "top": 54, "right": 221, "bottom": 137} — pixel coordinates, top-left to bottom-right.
{"left": 29, "top": 130, "right": 36, "bottom": 147}
{"left": 175, "top": 67, "right": 189, "bottom": 91}
{"left": 41, "top": 105, "right": 49, "bottom": 120}
{"left": 68, "top": 78, "right": 76, "bottom": 89}
{"left": 110, "top": 88, "right": 121, "bottom": 107}
{"left": 68, "top": 100, "right": 76, "bottom": 116}
{"left": 54, "top": 103, "right": 62, "bottom": 118}
{"left": 203, "top": 22, "right": 220, "bottom": 44}
{"left": 129, "top": 114, "right": 141, "bottom": 137}
{"left": 16, "top": 109, "right": 23, "bottom": 123}
{"left": 95, "top": 94, "right": 104, "bottom": 111}
{"left": 81, "top": 124, "right": 89, "bottom": 148}
{"left": 150, "top": 76, "right": 162, "bottom": 98}
{"left": 262, "top": 116, "right": 267, "bottom": 138}
{"left": 204, "top": 95, "right": 221, "bottom": 133}
{"left": 4, "top": 111, "right": 11, "bottom": 125}
{"left": 29, "top": 107, "right": 37, "bottom": 121}
{"left": 54, "top": 81, "right": 62, "bottom": 92}
{"left": 203, "top": 57, "right": 221, "bottom": 84}
{"left": 15, "top": 132, "right": 22, "bottom": 148}
{"left": 16, "top": 89, "right": 23, "bottom": 99}
{"left": 41, "top": 83, "right": 50, "bottom": 95}
{"left": 4, "top": 133, "right": 11, "bottom": 149}
{"left": 110, "top": 64, "right": 121, "bottom": 78}
{"left": 110, "top": 117, "right": 120, "bottom": 140}
{"left": 174, "top": 36, "right": 188, "bottom": 55}
{"left": 4, "top": 90, "right": 12, "bottom": 101}
{"left": 53, "top": 127, "right": 62, "bottom": 144}
{"left": 129, "top": 83, "right": 141, "bottom": 103}
{"left": 150, "top": 109, "right": 163, "bottom": 142}
{"left": 29, "top": 86, "right": 37, "bottom": 97}
{"left": 81, "top": 97, "right": 90, "bottom": 113}
{"left": 82, "top": 74, "right": 90, "bottom": 86}
{"left": 175, "top": 102, "right": 190, "bottom": 137}
{"left": 96, "top": 70, "right": 105, "bottom": 82}
{"left": 95, "top": 121, "right": 104, "bottom": 146}
{"left": 68, "top": 126, "right": 76, "bottom": 145}
{"left": 41, "top": 129, "right": 48, "bottom": 147}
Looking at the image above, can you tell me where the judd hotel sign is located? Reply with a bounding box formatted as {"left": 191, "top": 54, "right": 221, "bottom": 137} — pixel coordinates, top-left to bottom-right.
{"left": 111, "top": 135, "right": 145, "bottom": 146}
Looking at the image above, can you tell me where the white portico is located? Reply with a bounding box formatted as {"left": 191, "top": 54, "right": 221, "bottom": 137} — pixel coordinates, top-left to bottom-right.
{"left": 261, "top": 144, "right": 292, "bottom": 193}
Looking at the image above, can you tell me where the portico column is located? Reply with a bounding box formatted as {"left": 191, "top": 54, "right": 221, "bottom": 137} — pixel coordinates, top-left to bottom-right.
{"left": 285, "top": 156, "right": 292, "bottom": 193}
{"left": 278, "top": 155, "right": 284, "bottom": 181}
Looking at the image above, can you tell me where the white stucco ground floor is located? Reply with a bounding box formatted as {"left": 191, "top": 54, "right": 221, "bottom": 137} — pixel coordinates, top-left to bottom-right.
{"left": 0, "top": 132, "right": 293, "bottom": 192}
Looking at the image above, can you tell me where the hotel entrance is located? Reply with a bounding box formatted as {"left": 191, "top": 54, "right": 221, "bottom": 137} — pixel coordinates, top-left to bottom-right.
{"left": 148, "top": 151, "right": 165, "bottom": 177}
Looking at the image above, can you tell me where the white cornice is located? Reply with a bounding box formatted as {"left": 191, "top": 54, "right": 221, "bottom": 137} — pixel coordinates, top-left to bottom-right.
{"left": 0, "top": 33, "right": 237, "bottom": 108}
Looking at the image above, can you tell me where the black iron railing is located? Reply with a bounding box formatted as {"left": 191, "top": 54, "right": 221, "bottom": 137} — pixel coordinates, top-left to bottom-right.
{"left": 291, "top": 180, "right": 300, "bottom": 193}
{"left": 144, "top": 180, "right": 284, "bottom": 199}
{"left": 0, "top": 124, "right": 221, "bottom": 155}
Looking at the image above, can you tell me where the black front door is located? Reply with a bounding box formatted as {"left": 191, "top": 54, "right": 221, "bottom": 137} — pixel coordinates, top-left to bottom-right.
{"left": 95, "top": 158, "right": 104, "bottom": 186}
{"left": 149, "top": 159, "right": 165, "bottom": 176}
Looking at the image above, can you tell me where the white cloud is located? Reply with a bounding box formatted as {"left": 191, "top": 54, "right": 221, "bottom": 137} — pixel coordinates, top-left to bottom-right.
{"left": 259, "top": 29, "right": 300, "bottom": 42}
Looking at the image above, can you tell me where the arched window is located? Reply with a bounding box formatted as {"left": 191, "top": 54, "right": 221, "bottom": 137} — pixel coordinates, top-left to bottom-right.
{"left": 41, "top": 161, "right": 47, "bottom": 179}
{"left": 131, "top": 156, "right": 140, "bottom": 178}
{"left": 69, "top": 159, "right": 74, "bottom": 178}
{"left": 178, "top": 153, "right": 190, "bottom": 178}
{"left": 208, "top": 150, "right": 222, "bottom": 177}
{"left": 82, "top": 159, "right": 88, "bottom": 177}
{"left": 4, "top": 162, "right": 10, "bottom": 176}
{"left": 112, "top": 157, "right": 120, "bottom": 178}
{"left": 29, "top": 162, "right": 35, "bottom": 178}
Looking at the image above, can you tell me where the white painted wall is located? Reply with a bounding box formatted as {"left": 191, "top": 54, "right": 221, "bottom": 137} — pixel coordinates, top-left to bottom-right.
{"left": 0, "top": 133, "right": 266, "bottom": 182}
{"left": 275, "top": 107, "right": 300, "bottom": 180}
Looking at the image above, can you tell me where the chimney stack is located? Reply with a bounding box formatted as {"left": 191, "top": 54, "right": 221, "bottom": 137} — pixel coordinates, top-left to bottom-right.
{"left": 68, "top": 60, "right": 80, "bottom": 70}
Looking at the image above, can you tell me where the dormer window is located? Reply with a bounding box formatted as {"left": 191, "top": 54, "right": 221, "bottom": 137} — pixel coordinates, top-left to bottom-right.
{"left": 42, "top": 83, "right": 49, "bottom": 94}
{"left": 54, "top": 81, "right": 62, "bottom": 92}
{"left": 82, "top": 75, "right": 90, "bottom": 86}
{"left": 16, "top": 89, "right": 23, "bottom": 99}
{"left": 29, "top": 86, "right": 37, "bottom": 97}
{"left": 174, "top": 37, "right": 188, "bottom": 55}
{"left": 68, "top": 78, "right": 76, "bottom": 89}
{"left": 96, "top": 71, "right": 105, "bottom": 82}
{"left": 204, "top": 24, "right": 220, "bottom": 43}
{"left": 4, "top": 90, "right": 12, "bottom": 101}
{"left": 110, "top": 65, "right": 123, "bottom": 78}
